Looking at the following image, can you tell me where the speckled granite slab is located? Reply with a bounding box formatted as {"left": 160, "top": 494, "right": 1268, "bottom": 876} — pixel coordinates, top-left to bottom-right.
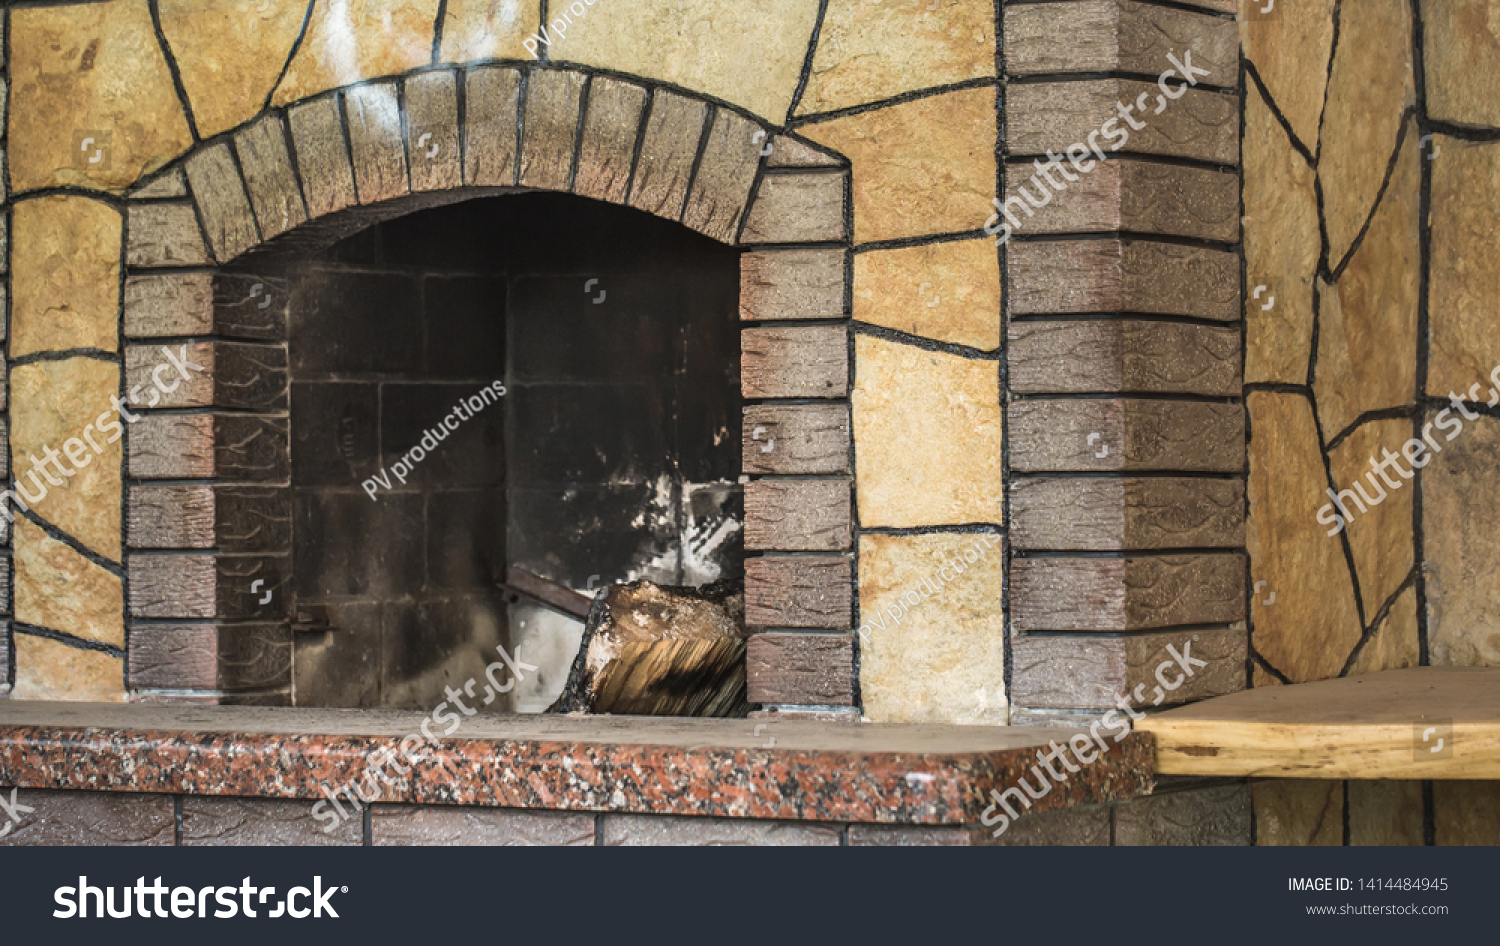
{"left": 0, "top": 703, "right": 1154, "bottom": 823}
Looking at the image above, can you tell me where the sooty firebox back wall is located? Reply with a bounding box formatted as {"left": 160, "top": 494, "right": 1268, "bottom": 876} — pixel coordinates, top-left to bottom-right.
{"left": 266, "top": 193, "right": 744, "bottom": 711}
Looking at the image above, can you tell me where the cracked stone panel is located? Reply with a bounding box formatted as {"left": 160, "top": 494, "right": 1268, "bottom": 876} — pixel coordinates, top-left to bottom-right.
{"left": 14, "top": 518, "right": 124, "bottom": 651}
{"left": 1428, "top": 139, "right": 1500, "bottom": 399}
{"left": 797, "top": 0, "right": 996, "bottom": 115}
{"left": 1349, "top": 779, "right": 1423, "bottom": 846}
{"left": 439, "top": 0, "right": 541, "bottom": 63}
{"left": 852, "top": 334, "right": 1003, "bottom": 529}
{"left": 1423, "top": 413, "right": 1500, "bottom": 668}
{"left": 11, "top": 360, "right": 124, "bottom": 562}
{"left": 10, "top": 196, "right": 123, "bottom": 358}
{"left": 1243, "top": 81, "right": 1318, "bottom": 385}
{"left": 857, "top": 532, "right": 1006, "bottom": 725}
{"left": 10, "top": 0, "right": 194, "bottom": 193}
{"left": 1319, "top": 0, "right": 1414, "bottom": 267}
{"left": 1246, "top": 391, "right": 1363, "bottom": 683}
{"left": 1313, "top": 126, "right": 1420, "bottom": 440}
{"left": 1327, "top": 418, "right": 1415, "bottom": 621}
{"left": 1238, "top": 0, "right": 1335, "bottom": 153}
{"left": 546, "top": 0, "right": 819, "bottom": 124}
{"left": 271, "top": 0, "right": 441, "bottom": 108}
{"left": 159, "top": 0, "right": 310, "bottom": 139}
{"left": 11, "top": 634, "right": 125, "bottom": 703}
{"left": 1350, "top": 586, "right": 1419, "bottom": 676}
{"left": 1422, "top": 0, "right": 1500, "bottom": 127}
{"left": 852, "top": 238, "right": 1000, "bottom": 351}
{"left": 1253, "top": 780, "right": 1343, "bottom": 846}
{"left": 800, "top": 87, "right": 996, "bottom": 244}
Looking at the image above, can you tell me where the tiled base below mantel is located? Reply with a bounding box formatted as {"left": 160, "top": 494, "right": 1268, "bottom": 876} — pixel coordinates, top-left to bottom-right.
{"left": 0, "top": 703, "right": 1154, "bottom": 830}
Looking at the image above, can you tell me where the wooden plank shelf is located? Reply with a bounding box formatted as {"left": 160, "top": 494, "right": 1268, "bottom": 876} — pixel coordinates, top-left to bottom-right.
{"left": 1137, "top": 667, "right": 1500, "bottom": 779}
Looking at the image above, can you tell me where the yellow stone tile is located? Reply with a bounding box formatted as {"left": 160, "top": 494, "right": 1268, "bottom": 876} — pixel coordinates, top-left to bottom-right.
{"left": 853, "top": 238, "right": 1000, "bottom": 350}
{"left": 1319, "top": 0, "right": 1414, "bottom": 266}
{"left": 159, "top": 0, "right": 311, "bottom": 139}
{"left": 858, "top": 532, "right": 1006, "bottom": 724}
{"left": 1327, "top": 419, "right": 1415, "bottom": 619}
{"left": 546, "top": 0, "right": 819, "bottom": 123}
{"left": 10, "top": 0, "right": 194, "bottom": 193}
{"left": 853, "top": 334, "right": 1002, "bottom": 528}
{"left": 1314, "top": 126, "right": 1420, "bottom": 438}
{"left": 14, "top": 518, "right": 124, "bottom": 650}
{"left": 1422, "top": 412, "right": 1500, "bottom": 668}
{"left": 797, "top": 0, "right": 995, "bottom": 115}
{"left": 1239, "top": 0, "right": 1335, "bottom": 152}
{"left": 1422, "top": 0, "right": 1500, "bottom": 127}
{"left": 1349, "top": 780, "right": 1423, "bottom": 846}
{"left": 439, "top": 0, "right": 541, "bottom": 63}
{"left": 11, "top": 360, "right": 124, "bottom": 562}
{"left": 1350, "top": 587, "right": 1419, "bottom": 675}
{"left": 1434, "top": 781, "right": 1500, "bottom": 845}
{"left": 12, "top": 633, "right": 125, "bottom": 702}
{"left": 800, "top": 87, "right": 996, "bottom": 243}
{"left": 1243, "top": 81, "right": 1318, "bottom": 385}
{"left": 1428, "top": 138, "right": 1500, "bottom": 398}
{"left": 11, "top": 196, "right": 123, "bottom": 358}
{"left": 1246, "top": 391, "right": 1363, "bottom": 683}
{"left": 1253, "top": 780, "right": 1343, "bottom": 846}
{"left": 272, "top": 0, "right": 441, "bottom": 107}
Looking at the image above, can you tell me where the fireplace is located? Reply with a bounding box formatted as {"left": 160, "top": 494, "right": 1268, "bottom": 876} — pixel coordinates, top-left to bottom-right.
{"left": 245, "top": 191, "right": 744, "bottom": 710}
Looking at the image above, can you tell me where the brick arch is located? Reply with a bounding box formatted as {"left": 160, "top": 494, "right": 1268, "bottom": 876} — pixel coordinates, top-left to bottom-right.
{"left": 119, "top": 65, "right": 861, "bottom": 711}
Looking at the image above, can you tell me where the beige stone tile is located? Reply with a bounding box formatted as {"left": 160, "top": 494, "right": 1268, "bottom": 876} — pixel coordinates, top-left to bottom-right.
{"left": 1327, "top": 419, "right": 1415, "bottom": 617}
{"left": 1253, "top": 780, "right": 1343, "bottom": 846}
{"left": 1422, "top": 0, "right": 1500, "bottom": 127}
{"left": 1350, "top": 587, "right": 1419, "bottom": 675}
{"left": 1239, "top": 0, "right": 1334, "bottom": 152}
{"left": 601, "top": 814, "right": 841, "bottom": 846}
{"left": 1246, "top": 392, "right": 1363, "bottom": 682}
{"left": 1251, "top": 661, "right": 1282, "bottom": 688}
{"left": 11, "top": 197, "right": 122, "bottom": 358}
{"left": 1319, "top": 0, "right": 1414, "bottom": 267}
{"left": 1314, "top": 126, "right": 1420, "bottom": 437}
{"left": 1422, "top": 413, "right": 1500, "bottom": 668}
{"left": 10, "top": 0, "right": 194, "bottom": 193}
{"left": 14, "top": 518, "right": 123, "bottom": 650}
{"left": 10, "top": 360, "right": 124, "bottom": 561}
{"left": 1243, "top": 81, "right": 1318, "bottom": 385}
{"left": 439, "top": 0, "right": 541, "bottom": 63}
{"left": 1349, "top": 780, "right": 1423, "bottom": 846}
{"left": 857, "top": 532, "right": 1005, "bottom": 724}
{"left": 1428, "top": 139, "right": 1500, "bottom": 398}
{"left": 852, "top": 335, "right": 1002, "bottom": 527}
{"left": 159, "top": 0, "right": 310, "bottom": 139}
{"left": 12, "top": 634, "right": 125, "bottom": 703}
{"left": 272, "top": 0, "right": 441, "bottom": 107}
{"left": 853, "top": 238, "right": 999, "bottom": 350}
{"left": 800, "top": 87, "right": 996, "bottom": 243}
{"left": 797, "top": 0, "right": 995, "bottom": 115}
{"left": 548, "top": 0, "right": 819, "bottom": 123}
{"left": 1435, "top": 781, "right": 1500, "bottom": 845}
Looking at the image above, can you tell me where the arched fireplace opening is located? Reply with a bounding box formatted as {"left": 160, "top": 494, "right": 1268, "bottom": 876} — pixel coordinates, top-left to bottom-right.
{"left": 229, "top": 191, "right": 744, "bottom": 711}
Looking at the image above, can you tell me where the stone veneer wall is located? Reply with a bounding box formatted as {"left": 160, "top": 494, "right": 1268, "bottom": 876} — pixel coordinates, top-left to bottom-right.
{"left": 0, "top": 0, "right": 1258, "bottom": 746}
{"left": 1242, "top": 0, "right": 1500, "bottom": 844}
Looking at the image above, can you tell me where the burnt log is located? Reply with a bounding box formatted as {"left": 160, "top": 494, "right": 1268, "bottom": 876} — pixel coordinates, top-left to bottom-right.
{"left": 549, "top": 578, "right": 750, "bottom": 717}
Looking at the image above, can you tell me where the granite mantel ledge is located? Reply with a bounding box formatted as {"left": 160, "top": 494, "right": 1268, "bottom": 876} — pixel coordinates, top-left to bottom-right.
{"left": 0, "top": 704, "right": 1154, "bottom": 824}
